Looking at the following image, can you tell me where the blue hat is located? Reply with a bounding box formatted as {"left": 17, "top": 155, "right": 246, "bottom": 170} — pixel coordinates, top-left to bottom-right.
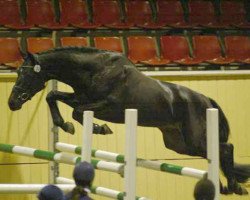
{"left": 38, "top": 184, "right": 64, "bottom": 200}
{"left": 73, "top": 161, "right": 95, "bottom": 185}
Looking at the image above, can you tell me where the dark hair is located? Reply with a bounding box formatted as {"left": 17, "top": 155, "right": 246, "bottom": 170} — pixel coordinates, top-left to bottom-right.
{"left": 38, "top": 184, "right": 64, "bottom": 200}
{"left": 71, "top": 186, "right": 92, "bottom": 200}
{"left": 194, "top": 179, "right": 215, "bottom": 200}
{"left": 73, "top": 161, "right": 95, "bottom": 187}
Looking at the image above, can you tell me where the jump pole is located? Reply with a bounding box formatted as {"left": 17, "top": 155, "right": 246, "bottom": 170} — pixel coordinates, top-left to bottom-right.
{"left": 0, "top": 184, "right": 74, "bottom": 194}
{"left": 124, "top": 109, "right": 138, "bottom": 200}
{"left": 82, "top": 111, "right": 94, "bottom": 163}
{"left": 73, "top": 109, "right": 142, "bottom": 199}
{"left": 56, "top": 177, "right": 148, "bottom": 200}
{"left": 0, "top": 144, "right": 124, "bottom": 174}
{"left": 56, "top": 144, "right": 207, "bottom": 179}
{"left": 207, "top": 108, "right": 220, "bottom": 200}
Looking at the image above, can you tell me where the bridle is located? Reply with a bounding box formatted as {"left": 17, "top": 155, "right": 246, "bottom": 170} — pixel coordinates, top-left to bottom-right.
{"left": 14, "top": 65, "right": 46, "bottom": 102}
{"left": 13, "top": 85, "right": 32, "bottom": 101}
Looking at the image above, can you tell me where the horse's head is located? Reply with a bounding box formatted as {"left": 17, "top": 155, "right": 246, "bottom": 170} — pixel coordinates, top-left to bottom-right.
{"left": 8, "top": 52, "right": 46, "bottom": 111}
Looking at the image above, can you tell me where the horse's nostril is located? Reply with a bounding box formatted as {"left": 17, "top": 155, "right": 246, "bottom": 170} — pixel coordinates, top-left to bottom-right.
{"left": 8, "top": 100, "right": 21, "bottom": 111}
{"left": 8, "top": 100, "right": 15, "bottom": 110}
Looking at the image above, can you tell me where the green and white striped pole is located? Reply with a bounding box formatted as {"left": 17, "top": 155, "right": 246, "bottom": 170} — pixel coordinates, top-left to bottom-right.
{"left": 56, "top": 142, "right": 207, "bottom": 179}
{"left": 0, "top": 143, "right": 124, "bottom": 175}
{"left": 0, "top": 182, "right": 147, "bottom": 199}
{"left": 56, "top": 177, "right": 148, "bottom": 200}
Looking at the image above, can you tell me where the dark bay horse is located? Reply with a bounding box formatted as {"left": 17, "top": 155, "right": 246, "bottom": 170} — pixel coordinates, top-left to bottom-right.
{"left": 8, "top": 46, "right": 250, "bottom": 195}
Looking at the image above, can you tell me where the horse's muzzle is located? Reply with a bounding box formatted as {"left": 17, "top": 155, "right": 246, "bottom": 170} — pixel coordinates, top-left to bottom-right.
{"left": 8, "top": 98, "right": 22, "bottom": 111}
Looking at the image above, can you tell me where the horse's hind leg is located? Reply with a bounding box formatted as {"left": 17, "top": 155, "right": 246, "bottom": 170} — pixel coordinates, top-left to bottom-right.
{"left": 160, "top": 126, "right": 189, "bottom": 155}
{"left": 220, "top": 143, "right": 248, "bottom": 195}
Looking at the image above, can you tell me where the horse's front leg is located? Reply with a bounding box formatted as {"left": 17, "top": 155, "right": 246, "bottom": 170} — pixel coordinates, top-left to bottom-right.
{"left": 46, "top": 91, "right": 77, "bottom": 134}
{"left": 73, "top": 100, "right": 113, "bottom": 135}
{"left": 46, "top": 91, "right": 113, "bottom": 135}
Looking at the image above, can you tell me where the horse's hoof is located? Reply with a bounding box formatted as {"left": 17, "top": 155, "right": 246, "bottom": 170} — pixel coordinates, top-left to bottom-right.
{"left": 234, "top": 186, "right": 248, "bottom": 195}
{"left": 62, "top": 122, "right": 75, "bottom": 135}
{"left": 220, "top": 186, "right": 232, "bottom": 195}
{"left": 100, "top": 124, "right": 113, "bottom": 135}
{"left": 93, "top": 124, "right": 113, "bottom": 135}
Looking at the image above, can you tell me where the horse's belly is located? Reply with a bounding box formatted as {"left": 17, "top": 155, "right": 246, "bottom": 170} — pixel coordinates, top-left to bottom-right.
{"left": 94, "top": 108, "right": 124, "bottom": 124}
{"left": 136, "top": 109, "right": 174, "bottom": 127}
{"left": 93, "top": 106, "right": 173, "bottom": 126}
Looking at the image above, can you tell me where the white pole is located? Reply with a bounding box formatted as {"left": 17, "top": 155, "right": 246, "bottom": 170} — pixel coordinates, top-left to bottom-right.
{"left": 207, "top": 108, "right": 220, "bottom": 200}
{"left": 124, "top": 109, "right": 137, "bottom": 200}
{"left": 82, "top": 111, "right": 94, "bottom": 162}
{"left": 0, "top": 184, "right": 74, "bottom": 194}
{"left": 56, "top": 177, "right": 75, "bottom": 184}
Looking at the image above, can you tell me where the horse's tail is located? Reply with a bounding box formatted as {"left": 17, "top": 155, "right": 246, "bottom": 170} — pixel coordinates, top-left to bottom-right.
{"left": 210, "top": 98, "right": 250, "bottom": 184}
{"left": 209, "top": 98, "right": 230, "bottom": 143}
{"left": 233, "top": 163, "right": 250, "bottom": 183}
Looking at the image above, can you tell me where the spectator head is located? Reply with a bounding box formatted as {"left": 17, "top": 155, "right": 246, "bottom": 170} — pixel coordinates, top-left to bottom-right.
{"left": 37, "top": 184, "right": 64, "bottom": 200}
{"left": 73, "top": 161, "right": 95, "bottom": 187}
{"left": 194, "top": 178, "right": 215, "bottom": 200}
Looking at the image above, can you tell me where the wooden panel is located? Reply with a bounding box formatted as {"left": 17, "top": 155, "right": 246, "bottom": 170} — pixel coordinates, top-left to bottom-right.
{"left": 0, "top": 77, "right": 49, "bottom": 200}
{"left": 0, "top": 163, "right": 49, "bottom": 200}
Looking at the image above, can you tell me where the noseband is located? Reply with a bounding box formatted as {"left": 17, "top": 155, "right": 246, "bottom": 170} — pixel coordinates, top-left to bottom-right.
{"left": 14, "top": 65, "right": 46, "bottom": 102}
{"left": 13, "top": 85, "right": 31, "bottom": 101}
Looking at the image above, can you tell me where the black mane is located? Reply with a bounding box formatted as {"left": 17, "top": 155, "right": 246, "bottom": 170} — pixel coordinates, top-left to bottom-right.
{"left": 37, "top": 46, "right": 108, "bottom": 56}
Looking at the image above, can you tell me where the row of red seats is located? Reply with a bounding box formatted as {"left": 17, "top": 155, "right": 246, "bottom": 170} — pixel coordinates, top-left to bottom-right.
{"left": 0, "top": 0, "right": 249, "bottom": 29}
{"left": 0, "top": 35, "right": 249, "bottom": 68}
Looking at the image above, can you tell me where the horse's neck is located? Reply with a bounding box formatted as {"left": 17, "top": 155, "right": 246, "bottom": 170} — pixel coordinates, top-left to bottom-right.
{"left": 40, "top": 52, "right": 91, "bottom": 90}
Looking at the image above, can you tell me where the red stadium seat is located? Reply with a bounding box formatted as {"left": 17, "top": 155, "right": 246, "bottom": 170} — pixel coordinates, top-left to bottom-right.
{"left": 25, "top": 0, "right": 64, "bottom": 29}
{"left": 61, "top": 37, "right": 88, "bottom": 47}
{"left": 156, "top": 0, "right": 189, "bottom": 28}
{"left": 94, "top": 37, "right": 123, "bottom": 52}
{"left": 93, "top": 0, "right": 132, "bottom": 28}
{"left": 188, "top": 1, "right": 220, "bottom": 27}
{"left": 127, "top": 36, "right": 168, "bottom": 65}
{"left": 224, "top": 36, "right": 250, "bottom": 64}
{"left": 192, "top": 36, "right": 233, "bottom": 64}
{"left": 125, "top": 1, "right": 162, "bottom": 29}
{"left": 60, "top": 0, "right": 97, "bottom": 29}
{"left": 0, "top": 38, "right": 23, "bottom": 68}
{"left": 220, "top": 1, "right": 250, "bottom": 28}
{"left": 160, "top": 36, "right": 200, "bottom": 65}
{"left": 27, "top": 38, "right": 54, "bottom": 54}
{"left": 0, "top": 0, "right": 29, "bottom": 29}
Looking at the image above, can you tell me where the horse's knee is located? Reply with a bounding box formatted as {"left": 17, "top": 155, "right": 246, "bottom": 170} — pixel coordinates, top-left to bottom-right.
{"left": 53, "top": 117, "right": 64, "bottom": 126}
{"left": 46, "top": 90, "right": 58, "bottom": 103}
{"left": 72, "top": 110, "right": 83, "bottom": 124}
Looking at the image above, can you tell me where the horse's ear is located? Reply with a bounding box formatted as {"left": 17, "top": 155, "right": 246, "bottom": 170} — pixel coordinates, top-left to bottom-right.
{"left": 27, "top": 52, "right": 34, "bottom": 59}
{"left": 19, "top": 50, "right": 34, "bottom": 61}
{"left": 26, "top": 51, "right": 37, "bottom": 64}
{"left": 20, "top": 49, "right": 27, "bottom": 59}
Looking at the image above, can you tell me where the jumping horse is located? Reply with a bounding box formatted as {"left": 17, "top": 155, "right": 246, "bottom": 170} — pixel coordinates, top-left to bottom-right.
{"left": 8, "top": 46, "right": 250, "bottom": 195}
